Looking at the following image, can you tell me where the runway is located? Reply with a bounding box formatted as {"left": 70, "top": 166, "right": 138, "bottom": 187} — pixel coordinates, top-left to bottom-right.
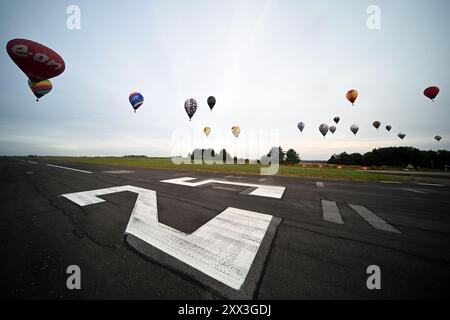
{"left": 1, "top": 157, "right": 449, "bottom": 299}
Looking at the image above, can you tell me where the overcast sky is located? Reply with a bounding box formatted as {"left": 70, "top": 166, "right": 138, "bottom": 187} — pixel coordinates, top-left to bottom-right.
{"left": 1, "top": 0, "right": 449, "bottom": 159}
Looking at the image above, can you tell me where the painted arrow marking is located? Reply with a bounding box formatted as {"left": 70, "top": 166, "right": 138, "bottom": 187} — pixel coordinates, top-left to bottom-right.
{"left": 61, "top": 185, "right": 273, "bottom": 290}
{"left": 160, "top": 177, "right": 285, "bottom": 199}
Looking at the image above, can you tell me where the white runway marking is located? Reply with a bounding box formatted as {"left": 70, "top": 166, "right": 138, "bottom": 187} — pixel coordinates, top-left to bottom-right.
{"left": 160, "top": 177, "right": 285, "bottom": 199}
{"left": 403, "top": 188, "right": 426, "bottom": 194}
{"left": 27, "top": 160, "right": 37, "bottom": 164}
{"left": 417, "top": 183, "right": 445, "bottom": 187}
{"left": 61, "top": 185, "right": 272, "bottom": 290}
{"left": 258, "top": 178, "right": 267, "bottom": 182}
{"left": 348, "top": 204, "right": 401, "bottom": 233}
{"left": 46, "top": 164, "right": 92, "bottom": 174}
{"left": 380, "top": 181, "right": 402, "bottom": 184}
{"left": 102, "top": 170, "right": 134, "bottom": 174}
{"left": 321, "top": 200, "right": 344, "bottom": 224}
{"left": 316, "top": 182, "right": 324, "bottom": 188}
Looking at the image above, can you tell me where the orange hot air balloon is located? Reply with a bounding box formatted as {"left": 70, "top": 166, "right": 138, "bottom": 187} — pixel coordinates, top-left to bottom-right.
{"left": 346, "top": 89, "right": 358, "bottom": 106}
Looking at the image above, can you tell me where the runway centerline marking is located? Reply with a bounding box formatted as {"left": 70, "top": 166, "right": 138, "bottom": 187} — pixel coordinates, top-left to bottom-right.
{"left": 316, "top": 182, "right": 324, "bottom": 188}
{"left": 348, "top": 204, "right": 401, "bottom": 234}
{"left": 380, "top": 181, "right": 402, "bottom": 184}
{"left": 46, "top": 164, "right": 92, "bottom": 174}
{"left": 61, "top": 185, "right": 273, "bottom": 290}
{"left": 417, "top": 183, "right": 445, "bottom": 187}
{"left": 403, "top": 188, "right": 426, "bottom": 194}
{"left": 321, "top": 200, "right": 344, "bottom": 224}
{"left": 102, "top": 170, "right": 135, "bottom": 174}
{"left": 27, "top": 160, "right": 38, "bottom": 164}
{"left": 160, "top": 177, "right": 285, "bottom": 199}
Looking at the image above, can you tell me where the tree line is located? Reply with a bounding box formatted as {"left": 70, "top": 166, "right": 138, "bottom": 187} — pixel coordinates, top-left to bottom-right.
{"left": 328, "top": 147, "right": 450, "bottom": 169}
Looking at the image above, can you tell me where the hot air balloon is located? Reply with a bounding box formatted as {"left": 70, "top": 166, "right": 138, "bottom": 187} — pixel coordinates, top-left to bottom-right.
{"left": 386, "top": 125, "right": 392, "bottom": 132}
{"left": 398, "top": 133, "right": 406, "bottom": 140}
{"left": 231, "top": 126, "right": 241, "bottom": 138}
{"left": 435, "top": 136, "right": 442, "bottom": 142}
{"left": 350, "top": 124, "right": 359, "bottom": 135}
{"left": 184, "top": 98, "right": 198, "bottom": 121}
{"left": 6, "top": 39, "right": 65, "bottom": 81}
{"left": 297, "top": 122, "right": 305, "bottom": 132}
{"left": 373, "top": 121, "right": 381, "bottom": 130}
{"left": 423, "top": 86, "right": 440, "bottom": 101}
{"left": 204, "top": 127, "right": 211, "bottom": 137}
{"left": 28, "top": 79, "right": 52, "bottom": 101}
{"left": 129, "top": 92, "right": 144, "bottom": 112}
{"left": 333, "top": 117, "right": 340, "bottom": 124}
{"left": 346, "top": 89, "right": 358, "bottom": 106}
{"left": 207, "top": 96, "right": 216, "bottom": 111}
{"left": 319, "top": 123, "right": 329, "bottom": 138}
{"left": 330, "top": 126, "right": 337, "bottom": 134}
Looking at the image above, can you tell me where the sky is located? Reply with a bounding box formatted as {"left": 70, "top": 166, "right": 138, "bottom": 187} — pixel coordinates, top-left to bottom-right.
{"left": 0, "top": 0, "right": 449, "bottom": 160}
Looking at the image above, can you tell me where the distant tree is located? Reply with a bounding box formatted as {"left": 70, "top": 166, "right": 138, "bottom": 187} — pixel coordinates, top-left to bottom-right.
{"left": 267, "top": 146, "right": 286, "bottom": 164}
{"left": 285, "top": 149, "right": 301, "bottom": 164}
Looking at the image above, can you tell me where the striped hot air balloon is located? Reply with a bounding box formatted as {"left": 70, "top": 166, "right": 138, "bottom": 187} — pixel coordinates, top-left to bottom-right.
{"left": 28, "top": 79, "right": 52, "bottom": 101}
{"left": 129, "top": 92, "right": 144, "bottom": 113}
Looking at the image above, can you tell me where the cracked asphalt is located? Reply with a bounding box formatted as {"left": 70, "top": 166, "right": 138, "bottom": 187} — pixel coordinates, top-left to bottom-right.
{"left": 1, "top": 157, "right": 449, "bottom": 299}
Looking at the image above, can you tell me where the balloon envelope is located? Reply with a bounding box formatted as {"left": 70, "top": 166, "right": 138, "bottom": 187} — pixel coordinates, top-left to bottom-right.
{"left": 28, "top": 79, "right": 52, "bottom": 100}
{"left": 330, "top": 126, "right": 336, "bottom": 134}
{"left": 204, "top": 127, "right": 211, "bottom": 137}
{"left": 207, "top": 96, "right": 216, "bottom": 110}
{"left": 231, "top": 126, "right": 241, "bottom": 138}
{"left": 435, "top": 135, "right": 442, "bottom": 142}
{"left": 373, "top": 121, "right": 381, "bottom": 130}
{"left": 297, "top": 122, "right": 305, "bottom": 132}
{"left": 129, "top": 92, "right": 144, "bottom": 112}
{"left": 346, "top": 89, "right": 358, "bottom": 105}
{"left": 423, "top": 86, "right": 440, "bottom": 101}
{"left": 398, "top": 133, "right": 406, "bottom": 140}
{"left": 319, "top": 123, "right": 329, "bottom": 137}
{"left": 7, "top": 38, "right": 65, "bottom": 81}
{"left": 184, "top": 98, "right": 198, "bottom": 120}
{"left": 350, "top": 124, "right": 359, "bottom": 135}
{"left": 386, "top": 125, "right": 392, "bottom": 132}
{"left": 333, "top": 117, "right": 340, "bottom": 124}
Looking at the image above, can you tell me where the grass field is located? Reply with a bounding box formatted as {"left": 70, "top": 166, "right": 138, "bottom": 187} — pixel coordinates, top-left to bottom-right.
{"left": 37, "top": 156, "right": 407, "bottom": 182}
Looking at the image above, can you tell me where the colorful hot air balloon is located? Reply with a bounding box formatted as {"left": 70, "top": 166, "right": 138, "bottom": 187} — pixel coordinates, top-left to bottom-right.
{"left": 346, "top": 89, "right": 358, "bottom": 106}
{"left": 297, "top": 122, "right": 305, "bottom": 132}
{"left": 350, "top": 124, "right": 359, "bottom": 135}
{"left": 231, "top": 126, "right": 241, "bottom": 138}
{"left": 204, "top": 127, "right": 211, "bottom": 137}
{"left": 435, "top": 135, "right": 442, "bottom": 142}
{"left": 386, "top": 125, "right": 392, "bottom": 132}
{"left": 373, "top": 121, "right": 381, "bottom": 130}
{"left": 319, "top": 123, "right": 329, "bottom": 138}
{"left": 184, "top": 98, "right": 198, "bottom": 121}
{"left": 6, "top": 39, "right": 65, "bottom": 81}
{"left": 207, "top": 96, "right": 216, "bottom": 111}
{"left": 28, "top": 79, "right": 52, "bottom": 101}
{"left": 330, "top": 126, "right": 337, "bottom": 134}
{"left": 333, "top": 117, "right": 340, "bottom": 124}
{"left": 398, "top": 133, "right": 406, "bottom": 140}
{"left": 423, "top": 86, "right": 440, "bottom": 101}
{"left": 129, "top": 92, "right": 144, "bottom": 112}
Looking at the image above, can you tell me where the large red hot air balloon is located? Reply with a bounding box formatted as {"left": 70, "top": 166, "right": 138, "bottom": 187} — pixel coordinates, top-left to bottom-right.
{"left": 423, "top": 86, "right": 440, "bottom": 101}
{"left": 6, "top": 39, "right": 65, "bottom": 81}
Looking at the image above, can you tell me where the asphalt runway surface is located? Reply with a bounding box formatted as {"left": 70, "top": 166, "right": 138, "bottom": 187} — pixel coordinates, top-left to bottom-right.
{"left": 1, "top": 157, "right": 449, "bottom": 299}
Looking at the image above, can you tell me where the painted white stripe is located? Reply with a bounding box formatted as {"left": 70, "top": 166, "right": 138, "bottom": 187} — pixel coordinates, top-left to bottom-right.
{"left": 316, "top": 182, "right": 324, "bottom": 188}
{"left": 380, "top": 181, "right": 402, "bottom": 184}
{"left": 258, "top": 178, "right": 267, "bottom": 182}
{"left": 160, "top": 177, "right": 285, "bottom": 199}
{"left": 102, "top": 170, "right": 134, "bottom": 174}
{"left": 47, "top": 164, "right": 92, "bottom": 174}
{"left": 417, "top": 183, "right": 445, "bottom": 187}
{"left": 61, "top": 185, "right": 272, "bottom": 290}
{"left": 403, "top": 188, "right": 426, "bottom": 194}
{"left": 348, "top": 204, "right": 401, "bottom": 233}
{"left": 28, "top": 160, "right": 38, "bottom": 164}
{"left": 321, "top": 200, "right": 344, "bottom": 224}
